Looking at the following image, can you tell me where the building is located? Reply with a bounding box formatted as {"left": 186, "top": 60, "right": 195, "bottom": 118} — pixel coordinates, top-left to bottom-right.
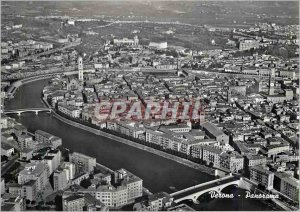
{"left": 201, "top": 122, "right": 229, "bottom": 145}
{"left": 58, "top": 103, "right": 82, "bottom": 118}
{"left": 1, "top": 116, "right": 9, "bottom": 129}
{"left": 8, "top": 185, "right": 22, "bottom": 198}
{"left": 93, "top": 169, "right": 143, "bottom": 209}
{"left": 149, "top": 42, "right": 167, "bottom": 49}
{"left": 35, "top": 130, "right": 62, "bottom": 148}
{"left": 202, "top": 145, "right": 222, "bottom": 168}
{"left": 190, "top": 145, "right": 202, "bottom": 160}
{"left": 265, "top": 144, "right": 290, "bottom": 158}
{"left": 227, "top": 87, "right": 232, "bottom": 102}
{"left": 63, "top": 194, "right": 85, "bottom": 211}
{"left": 8, "top": 180, "right": 37, "bottom": 201}
{"left": 274, "top": 172, "right": 299, "bottom": 202}
{"left": 53, "top": 168, "right": 69, "bottom": 191}
{"left": 95, "top": 184, "right": 128, "bottom": 208}
{"left": 245, "top": 155, "right": 267, "bottom": 169}
{"left": 160, "top": 124, "right": 191, "bottom": 133}
{"left": 69, "top": 152, "right": 96, "bottom": 175}
{"left": 113, "top": 36, "right": 139, "bottom": 46}
{"left": 63, "top": 162, "right": 76, "bottom": 181}
{"left": 67, "top": 19, "right": 75, "bottom": 25}
{"left": 167, "top": 203, "right": 195, "bottom": 211}
{"left": 250, "top": 166, "right": 274, "bottom": 190}
{"left": 19, "top": 148, "right": 34, "bottom": 161}
{"left": 115, "top": 121, "right": 145, "bottom": 139}
{"left": 117, "top": 169, "right": 143, "bottom": 202}
{"left": 41, "top": 149, "right": 62, "bottom": 176}
{"left": 46, "top": 149, "right": 61, "bottom": 172}
{"left": 62, "top": 193, "right": 108, "bottom": 211}
{"left": 78, "top": 56, "right": 83, "bottom": 81}
{"left": 18, "top": 162, "right": 48, "bottom": 190}
{"left": 238, "top": 39, "right": 259, "bottom": 51}
{"left": 17, "top": 134, "right": 35, "bottom": 149}
{"left": 22, "top": 180, "right": 37, "bottom": 201}
{"left": 1, "top": 142, "right": 14, "bottom": 157}
{"left": 71, "top": 173, "right": 89, "bottom": 185}
{"left": 1, "top": 195, "right": 25, "bottom": 211}
{"left": 1, "top": 178, "right": 5, "bottom": 194}
{"left": 84, "top": 193, "right": 108, "bottom": 211}
{"left": 53, "top": 162, "right": 74, "bottom": 191}
{"left": 269, "top": 68, "right": 275, "bottom": 95}
{"left": 66, "top": 77, "right": 83, "bottom": 91}
{"left": 133, "top": 192, "right": 173, "bottom": 211}
{"left": 219, "top": 152, "right": 244, "bottom": 173}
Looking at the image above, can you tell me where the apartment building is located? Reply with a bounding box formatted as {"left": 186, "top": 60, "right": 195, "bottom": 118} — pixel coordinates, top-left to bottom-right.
{"left": 133, "top": 192, "right": 173, "bottom": 211}
{"left": 220, "top": 152, "right": 244, "bottom": 173}
{"left": 1, "top": 143, "right": 14, "bottom": 157}
{"left": 69, "top": 152, "right": 96, "bottom": 175}
{"left": 53, "top": 168, "right": 69, "bottom": 191}
{"left": 63, "top": 194, "right": 86, "bottom": 211}
{"left": 62, "top": 193, "right": 108, "bottom": 211}
{"left": 17, "top": 134, "right": 36, "bottom": 149}
{"left": 250, "top": 166, "right": 274, "bottom": 190}
{"left": 35, "top": 130, "right": 62, "bottom": 148}
{"left": 245, "top": 154, "right": 267, "bottom": 169}
{"left": 274, "top": 172, "right": 299, "bottom": 202}
{"left": 58, "top": 103, "right": 82, "bottom": 118}
{"left": 18, "top": 162, "right": 48, "bottom": 190}
{"left": 93, "top": 169, "right": 143, "bottom": 209}
{"left": 202, "top": 145, "right": 222, "bottom": 168}
{"left": 8, "top": 180, "right": 37, "bottom": 201}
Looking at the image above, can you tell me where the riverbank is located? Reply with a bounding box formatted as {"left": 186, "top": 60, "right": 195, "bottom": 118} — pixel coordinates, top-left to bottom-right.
{"left": 43, "top": 96, "right": 215, "bottom": 176}
{"left": 52, "top": 110, "right": 215, "bottom": 175}
{"left": 41, "top": 96, "right": 155, "bottom": 196}
{"left": 5, "top": 69, "right": 79, "bottom": 99}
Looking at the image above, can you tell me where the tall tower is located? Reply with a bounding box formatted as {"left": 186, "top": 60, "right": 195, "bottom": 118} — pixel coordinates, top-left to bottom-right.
{"left": 227, "top": 87, "right": 232, "bottom": 103}
{"left": 258, "top": 81, "right": 263, "bottom": 92}
{"left": 133, "top": 36, "right": 139, "bottom": 46}
{"left": 78, "top": 56, "right": 83, "bottom": 81}
{"left": 269, "top": 68, "right": 275, "bottom": 95}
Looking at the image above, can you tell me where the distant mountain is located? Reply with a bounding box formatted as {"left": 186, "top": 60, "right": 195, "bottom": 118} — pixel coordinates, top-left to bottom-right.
{"left": 2, "top": 1, "right": 299, "bottom": 25}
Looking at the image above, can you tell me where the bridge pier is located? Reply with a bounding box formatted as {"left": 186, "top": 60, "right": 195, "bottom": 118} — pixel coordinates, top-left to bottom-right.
{"left": 17, "top": 112, "right": 21, "bottom": 116}
{"left": 35, "top": 111, "right": 39, "bottom": 115}
{"left": 192, "top": 199, "right": 200, "bottom": 204}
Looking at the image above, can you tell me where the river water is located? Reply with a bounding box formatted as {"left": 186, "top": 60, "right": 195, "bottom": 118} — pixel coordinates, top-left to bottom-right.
{"left": 4, "top": 79, "right": 275, "bottom": 210}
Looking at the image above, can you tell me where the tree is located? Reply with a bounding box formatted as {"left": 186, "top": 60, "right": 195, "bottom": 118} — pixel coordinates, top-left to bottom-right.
{"left": 257, "top": 184, "right": 266, "bottom": 191}
{"left": 1, "top": 155, "right": 8, "bottom": 162}
{"left": 80, "top": 178, "right": 91, "bottom": 188}
{"left": 54, "top": 195, "right": 63, "bottom": 211}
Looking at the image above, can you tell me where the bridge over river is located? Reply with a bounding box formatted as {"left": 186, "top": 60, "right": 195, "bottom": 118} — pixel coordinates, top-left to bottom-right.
{"left": 3, "top": 108, "right": 52, "bottom": 116}
{"left": 170, "top": 174, "right": 255, "bottom": 203}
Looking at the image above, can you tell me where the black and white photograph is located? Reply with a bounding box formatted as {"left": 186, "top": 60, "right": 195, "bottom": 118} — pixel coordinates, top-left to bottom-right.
{"left": 0, "top": 0, "right": 299, "bottom": 211}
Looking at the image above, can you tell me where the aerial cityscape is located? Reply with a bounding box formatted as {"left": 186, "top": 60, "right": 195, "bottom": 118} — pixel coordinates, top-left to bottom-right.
{"left": 0, "top": 1, "right": 299, "bottom": 211}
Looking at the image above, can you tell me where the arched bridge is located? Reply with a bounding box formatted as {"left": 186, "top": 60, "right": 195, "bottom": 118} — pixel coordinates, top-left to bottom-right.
{"left": 171, "top": 175, "right": 242, "bottom": 203}
{"left": 3, "top": 108, "right": 52, "bottom": 116}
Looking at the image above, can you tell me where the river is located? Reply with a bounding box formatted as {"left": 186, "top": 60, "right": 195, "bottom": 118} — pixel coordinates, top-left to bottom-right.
{"left": 4, "top": 79, "right": 275, "bottom": 210}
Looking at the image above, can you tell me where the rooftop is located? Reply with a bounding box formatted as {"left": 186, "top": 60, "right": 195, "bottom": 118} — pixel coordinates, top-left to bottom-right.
{"left": 201, "top": 122, "right": 224, "bottom": 137}
{"left": 35, "top": 129, "right": 54, "bottom": 139}
{"left": 1, "top": 142, "right": 14, "bottom": 150}
{"left": 19, "top": 162, "right": 46, "bottom": 176}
